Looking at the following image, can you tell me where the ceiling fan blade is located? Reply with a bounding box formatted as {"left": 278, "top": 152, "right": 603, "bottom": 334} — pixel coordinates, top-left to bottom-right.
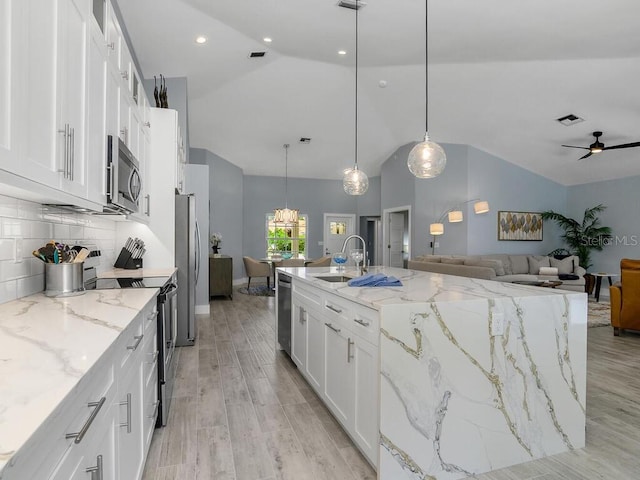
{"left": 602, "top": 141, "right": 640, "bottom": 151}
{"left": 562, "top": 145, "right": 590, "bottom": 150}
{"left": 578, "top": 152, "right": 593, "bottom": 160}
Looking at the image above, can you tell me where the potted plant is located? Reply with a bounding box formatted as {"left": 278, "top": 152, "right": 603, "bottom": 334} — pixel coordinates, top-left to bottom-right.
{"left": 541, "top": 203, "right": 612, "bottom": 269}
{"left": 210, "top": 232, "right": 222, "bottom": 254}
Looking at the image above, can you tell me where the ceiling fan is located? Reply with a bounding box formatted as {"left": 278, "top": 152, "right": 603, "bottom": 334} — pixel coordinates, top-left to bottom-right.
{"left": 562, "top": 131, "right": 640, "bottom": 160}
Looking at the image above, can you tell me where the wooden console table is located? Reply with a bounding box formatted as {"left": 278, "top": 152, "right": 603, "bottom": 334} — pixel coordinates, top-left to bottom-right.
{"left": 209, "top": 254, "right": 232, "bottom": 299}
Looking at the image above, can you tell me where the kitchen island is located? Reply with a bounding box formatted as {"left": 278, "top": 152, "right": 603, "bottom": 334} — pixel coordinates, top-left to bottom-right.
{"left": 277, "top": 266, "right": 587, "bottom": 479}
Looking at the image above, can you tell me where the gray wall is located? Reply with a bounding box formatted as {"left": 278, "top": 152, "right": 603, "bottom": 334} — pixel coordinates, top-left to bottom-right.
{"left": 567, "top": 174, "right": 640, "bottom": 274}
{"left": 242, "top": 176, "right": 359, "bottom": 262}
{"left": 143, "top": 77, "right": 190, "bottom": 164}
{"left": 190, "top": 148, "right": 244, "bottom": 279}
{"left": 356, "top": 176, "right": 381, "bottom": 218}
{"left": 381, "top": 142, "right": 567, "bottom": 258}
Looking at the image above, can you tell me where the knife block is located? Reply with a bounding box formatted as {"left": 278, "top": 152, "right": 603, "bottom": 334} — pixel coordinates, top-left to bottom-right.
{"left": 114, "top": 248, "right": 143, "bottom": 269}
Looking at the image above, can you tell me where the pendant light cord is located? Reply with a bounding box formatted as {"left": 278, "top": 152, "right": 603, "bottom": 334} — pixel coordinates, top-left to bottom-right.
{"left": 354, "top": 2, "right": 359, "bottom": 169}
{"left": 284, "top": 143, "right": 289, "bottom": 208}
{"left": 425, "top": 0, "right": 429, "bottom": 133}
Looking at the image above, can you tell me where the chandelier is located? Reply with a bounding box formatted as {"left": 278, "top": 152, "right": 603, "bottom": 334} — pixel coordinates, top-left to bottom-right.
{"left": 274, "top": 144, "right": 299, "bottom": 224}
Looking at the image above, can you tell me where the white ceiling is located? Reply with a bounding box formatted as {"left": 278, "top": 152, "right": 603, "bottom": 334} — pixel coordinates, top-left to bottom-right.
{"left": 117, "top": 0, "right": 640, "bottom": 186}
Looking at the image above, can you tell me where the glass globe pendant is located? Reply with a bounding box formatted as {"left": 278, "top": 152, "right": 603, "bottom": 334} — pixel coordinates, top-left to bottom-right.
{"left": 343, "top": 165, "right": 369, "bottom": 195}
{"left": 407, "top": 132, "right": 447, "bottom": 178}
{"left": 408, "top": 0, "right": 446, "bottom": 179}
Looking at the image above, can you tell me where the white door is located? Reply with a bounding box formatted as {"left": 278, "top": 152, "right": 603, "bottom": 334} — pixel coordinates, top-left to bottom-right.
{"left": 389, "top": 212, "right": 405, "bottom": 268}
{"left": 323, "top": 213, "right": 356, "bottom": 257}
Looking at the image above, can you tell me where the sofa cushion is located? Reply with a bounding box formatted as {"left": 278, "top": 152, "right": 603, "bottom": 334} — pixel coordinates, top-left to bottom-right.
{"left": 528, "top": 255, "right": 551, "bottom": 274}
{"left": 416, "top": 255, "right": 441, "bottom": 263}
{"left": 482, "top": 254, "right": 513, "bottom": 275}
{"left": 464, "top": 258, "right": 506, "bottom": 276}
{"left": 550, "top": 256, "right": 575, "bottom": 274}
{"left": 510, "top": 255, "right": 530, "bottom": 274}
{"left": 441, "top": 257, "right": 465, "bottom": 265}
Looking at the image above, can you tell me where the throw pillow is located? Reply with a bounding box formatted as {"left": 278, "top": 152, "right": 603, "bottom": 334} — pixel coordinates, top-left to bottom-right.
{"left": 482, "top": 255, "right": 513, "bottom": 275}
{"left": 559, "top": 273, "right": 580, "bottom": 280}
{"left": 528, "top": 255, "right": 551, "bottom": 274}
{"left": 509, "top": 256, "right": 530, "bottom": 274}
{"left": 464, "top": 258, "right": 506, "bottom": 276}
{"left": 538, "top": 266, "right": 559, "bottom": 276}
{"left": 441, "top": 257, "right": 465, "bottom": 265}
{"left": 550, "top": 256, "right": 575, "bottom": 275}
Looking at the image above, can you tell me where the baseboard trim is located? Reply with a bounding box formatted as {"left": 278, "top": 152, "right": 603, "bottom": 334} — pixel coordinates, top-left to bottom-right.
{"left": 195, "top": 304, "right": 210, "bottom": 315}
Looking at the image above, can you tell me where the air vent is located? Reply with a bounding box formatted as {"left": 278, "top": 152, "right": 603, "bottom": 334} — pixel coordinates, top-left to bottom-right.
{"left": 299, "top": 138, "right": 311, "bottom": 144}
{"left": 556, "top": 114, "right": 584, "bottom": 126}
{"left": 249, "top": 51, "right": 267, "bottom": 58}
{"left": 338, "top": 0, "right": 366, "bottom": 10}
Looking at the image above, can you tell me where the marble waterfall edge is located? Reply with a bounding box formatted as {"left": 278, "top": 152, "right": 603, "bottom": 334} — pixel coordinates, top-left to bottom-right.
{"left": 379, "top": 293, "right": 587, "bottom": 479}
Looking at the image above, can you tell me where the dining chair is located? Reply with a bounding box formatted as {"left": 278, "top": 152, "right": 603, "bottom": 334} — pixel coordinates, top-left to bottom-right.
{"left": 279, "top": 259, "right": 305, "bottom": 267}
{"left": 304, "top": 256, "right": 332, "bottom": 267}
{"left": 243, "top": 256, "right": 271, "bottom": 289}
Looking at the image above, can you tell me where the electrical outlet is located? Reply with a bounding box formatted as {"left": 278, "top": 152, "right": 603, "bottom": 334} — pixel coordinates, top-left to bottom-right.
{"left": 491, "top": 312, "right": 504, "bottom": 336}
{"left": 14, "top": 238, "right": 23, "bottom": 263}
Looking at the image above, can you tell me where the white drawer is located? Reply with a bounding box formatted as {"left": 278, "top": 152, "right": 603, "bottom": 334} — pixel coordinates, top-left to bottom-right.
{"left": 349, "top": 304, "right": 379, "bottom": 346}
{"left": 142, "top": 329, "right": 158, "bottom": 390}
{"left": 116, "top": 311, "right": 144, "bottom": 372}
{"left": 293, "top": 281, "right": 323, "bottom": 308}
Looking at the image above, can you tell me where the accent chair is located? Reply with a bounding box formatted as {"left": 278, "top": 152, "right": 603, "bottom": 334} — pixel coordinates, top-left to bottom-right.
{"left": 243, "top": 256, "right": 271, "bottom": 289}
{"left": 610, "top": 258, "right": 640, "bottom": 336}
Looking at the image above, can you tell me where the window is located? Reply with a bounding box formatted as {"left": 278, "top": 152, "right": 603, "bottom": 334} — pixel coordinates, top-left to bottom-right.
{"left": 266, "top": 214, "right": 307, "bottom": 258}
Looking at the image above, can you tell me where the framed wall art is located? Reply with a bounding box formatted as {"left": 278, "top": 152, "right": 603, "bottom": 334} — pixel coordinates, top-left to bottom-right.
{"left": 498, "top": 211, "right": 543, "bottom": 241}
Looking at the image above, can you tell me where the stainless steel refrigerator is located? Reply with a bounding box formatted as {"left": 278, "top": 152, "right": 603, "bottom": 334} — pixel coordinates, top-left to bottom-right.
{"left": 175, "top": 193, "right": 201, "bottom": 346}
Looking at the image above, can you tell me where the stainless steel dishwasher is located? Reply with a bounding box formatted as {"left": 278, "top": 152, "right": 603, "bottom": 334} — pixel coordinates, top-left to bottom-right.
{"left": 277, "top": 271, "right": 292, "bottom": 356}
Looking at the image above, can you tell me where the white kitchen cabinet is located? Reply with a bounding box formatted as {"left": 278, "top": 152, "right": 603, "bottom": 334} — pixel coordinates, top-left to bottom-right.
{"left": 351, "top": 334, "right": 379, "bottom": 464}
{"left": 86, "top": 16, "right": 108, "bottom": 205}
{"left": 291, "top": 302, "right": 307, "bottom": 369}
{"left": 323, "top": 320, "right": 354, "bottom": 425}
{"left": 117, "top": 362, "right": 145, "bottom": 480}
{"left": 0, "top": 0, "right": 20, "bottom": 170}
{"left": 305, "top": 307, "right": 325, "bottom": 392}
{"left": 106, "top": 2, "right": 123, "bottom": 73}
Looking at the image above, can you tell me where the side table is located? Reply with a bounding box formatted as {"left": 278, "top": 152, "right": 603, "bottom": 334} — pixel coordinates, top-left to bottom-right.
{"left": 210, "top": 254, "right": 233, "bottom": 299}
{"left": 590, "top": 272, "right": 619, "bottom": 302}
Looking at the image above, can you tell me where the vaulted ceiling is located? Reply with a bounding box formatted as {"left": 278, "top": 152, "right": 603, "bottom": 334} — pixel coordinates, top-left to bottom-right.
{"left": 117, "top": 0, "right": 640, "bottom": 186}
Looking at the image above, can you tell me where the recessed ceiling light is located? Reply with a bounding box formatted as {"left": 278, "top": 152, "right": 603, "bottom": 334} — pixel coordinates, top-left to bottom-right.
{"left": 195, "top": 36, "right": 207, "bottom": 44}
{"left": 263, "top": 37, "right": 272, "bottom": 43}
{"left": 338, "top": 50, "right": 347, "bottom": 55}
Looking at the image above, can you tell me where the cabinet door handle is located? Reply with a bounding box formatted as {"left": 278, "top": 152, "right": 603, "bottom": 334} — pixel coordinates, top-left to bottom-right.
{"left": 69, "top": 126, "right": 75, "bottom": 181}
{"left": 58, "top": 124, "right": 69, "bottom": 178}
{"left": 324, "top": 322, "right": 341, "bottom": 333}
{"left": 120, "top": 392, "right": 132, "bottom": 433}
{"left": 65, "top": 397, "right": 106, "bottom": 444}
{"left": 326, "top": 304, "right": 342, "bottom": 314}
{"left": 127, "top": 334, "right": 144, "bottom": 350}
{"left": 107, "top": 41, "right": 115, "bottom": 50}
{"left": 148, "top": 400, "right": 160, "bottom": 419}
{"left": 354, "top": 318, "right": 370, "bottom": 327}
{"left": 121, "top": 70, "right": 129, "bottom": 80}
{"left": 120, "top": 127, "right": 128, "bottom": 144}
{"left": 144, "top": 121, "right": 151, "bottom": 128}
{"left": 147, "top": 350, "right": 159, "bottom": 363}
{"left": 86, "top": 454, "right": 103, "bottom": 480}
{"left": 299, "top": 307, "right": 306, "bottom": 323}
{"left": 147, "top": 309, "right": 157, "bottom": 321}
{"left": 145, "top": 194, "right": 151, "bottom": 216}
{"left": 106, "top": 163, "right": 114, "bottom": 201}
{"left": 348, "top": 338, "right": 354, "bottom": 363}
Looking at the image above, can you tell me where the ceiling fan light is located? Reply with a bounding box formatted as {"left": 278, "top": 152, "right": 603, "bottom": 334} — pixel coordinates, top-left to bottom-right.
{"left": 408, "top": 133, "right": 447, "bottom": 178}
{"left": 591, "top": 148, "right": 603, "bottom": 154}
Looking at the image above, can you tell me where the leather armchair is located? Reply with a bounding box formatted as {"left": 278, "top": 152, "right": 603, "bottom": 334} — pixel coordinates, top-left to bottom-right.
{"left": 243, "top": 256, "right": 271, "bottom": 289}
{"left": 610, "top": 258, "right": 640, "bottom": 336}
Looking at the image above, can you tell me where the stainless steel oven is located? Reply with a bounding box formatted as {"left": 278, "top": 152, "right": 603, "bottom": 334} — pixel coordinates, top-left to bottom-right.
{"left": 156, "top": 281, "right": 178, "bottom": 427}
{"left": 106, "top": 135, "right": 142, "bottom": 214}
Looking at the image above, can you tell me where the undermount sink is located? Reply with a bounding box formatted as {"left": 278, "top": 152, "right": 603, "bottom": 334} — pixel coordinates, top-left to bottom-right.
{"left": 315, "top": 275, "right": 352, "bottom": 283}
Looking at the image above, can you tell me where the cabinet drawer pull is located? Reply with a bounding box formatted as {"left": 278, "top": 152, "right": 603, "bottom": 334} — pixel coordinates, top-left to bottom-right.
{"left": 147, "top": 309, "right": 157, "bottom": 321}
{"left": 144, "top": 121, "right": 151, "bottom": 128}
{"left": 348, "top": 338, "right": 354, "bottom": 363}
{"left": 354, "top": 318, "right": 370, "bottom": 327}
{"left": 127, "top": 334, "right": 144, "bottom": 350}
{"left": 120, "top": 393, "right": 132, "bottom": 433}
{"left": 325, "top": 322, "right": 341, "bottom": 333}
{"left": 326, "top": 304, "right": 342, "bottom": 314}
{"left": 148, "top": 400, "right": 160, "bottom": 419}
{"left": 107, "top": 41, "right": 115, "bottom": 50}
{"left": 65, "top": 397, "right": 106, "bottom": 444}
{"left": 121, "top": 70, "right": 129, "bottom": 80}
{"left": 86, "top": 454, "right": 103, "bottom": 480}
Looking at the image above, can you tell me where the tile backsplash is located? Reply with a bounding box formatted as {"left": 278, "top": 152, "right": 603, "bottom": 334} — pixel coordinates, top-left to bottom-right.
{"left": 0, "top": 194, "right": 117, "bottom": 304}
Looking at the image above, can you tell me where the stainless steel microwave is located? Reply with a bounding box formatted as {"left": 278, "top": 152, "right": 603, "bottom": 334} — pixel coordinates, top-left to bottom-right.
{"left": 106, "top": 135, "right": 142, "bottom": 214}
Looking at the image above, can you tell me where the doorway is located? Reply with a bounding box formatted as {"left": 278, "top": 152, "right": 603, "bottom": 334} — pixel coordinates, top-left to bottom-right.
{"left": 359, "top": 216, "right": 382, "bottom": 266}
{"left": 323, "top": 213, "right": 356, "bottom": 257}
{"left": 382, "top": 206, "right": 411, "bottom": 267}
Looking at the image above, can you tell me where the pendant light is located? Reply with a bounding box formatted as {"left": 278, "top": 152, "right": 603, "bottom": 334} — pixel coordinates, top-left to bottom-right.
{"left": 407, "top": 0, "right": 446, "bottom": 179}
{"left": 343, "top": 0, "right": 369, "bottom": 195}
{"left": 274, "top": 144, "right": 299, "bottom": 224}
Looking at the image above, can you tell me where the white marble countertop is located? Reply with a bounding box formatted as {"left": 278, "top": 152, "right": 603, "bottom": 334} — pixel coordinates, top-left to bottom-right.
{"left": 278, "top": 266, "right": 584, "bottom": 310}
{"left": 0, "top": 288, "right": 159, "bottom": 473}
{"left": 97, "top": 267, "right": 177, "bottom": 279}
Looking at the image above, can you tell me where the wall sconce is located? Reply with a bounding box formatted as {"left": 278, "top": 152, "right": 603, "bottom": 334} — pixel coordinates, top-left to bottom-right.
{"left": 429, "top": 199, "right": 490, "bottom": 254}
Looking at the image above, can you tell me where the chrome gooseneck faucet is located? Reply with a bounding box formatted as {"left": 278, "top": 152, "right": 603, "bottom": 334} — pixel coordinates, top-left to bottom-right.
{"left": 341, "top": 234, "right": 368, "bottom": 275}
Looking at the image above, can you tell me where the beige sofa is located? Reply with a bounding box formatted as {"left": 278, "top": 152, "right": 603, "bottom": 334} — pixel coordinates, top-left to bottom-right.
{"left": 407, "top": 254, "right": 586, "bottom": 292}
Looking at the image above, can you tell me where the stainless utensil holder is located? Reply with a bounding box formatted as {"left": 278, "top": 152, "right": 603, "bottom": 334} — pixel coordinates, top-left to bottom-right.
{"left": 45, "top": 262, "right": 86, "bottom": 297}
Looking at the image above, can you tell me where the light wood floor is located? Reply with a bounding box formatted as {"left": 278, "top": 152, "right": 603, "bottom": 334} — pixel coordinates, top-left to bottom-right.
{"left": 142, "top": 291, "right": 640, "bottom": 480}
{"left": 141, "top": 289, "right": 376, "bottom": 480}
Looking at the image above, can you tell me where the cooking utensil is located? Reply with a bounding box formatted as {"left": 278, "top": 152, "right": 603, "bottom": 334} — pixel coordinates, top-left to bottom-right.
{"left": 73, "top": 248, "right": 90, "bottom": 263}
